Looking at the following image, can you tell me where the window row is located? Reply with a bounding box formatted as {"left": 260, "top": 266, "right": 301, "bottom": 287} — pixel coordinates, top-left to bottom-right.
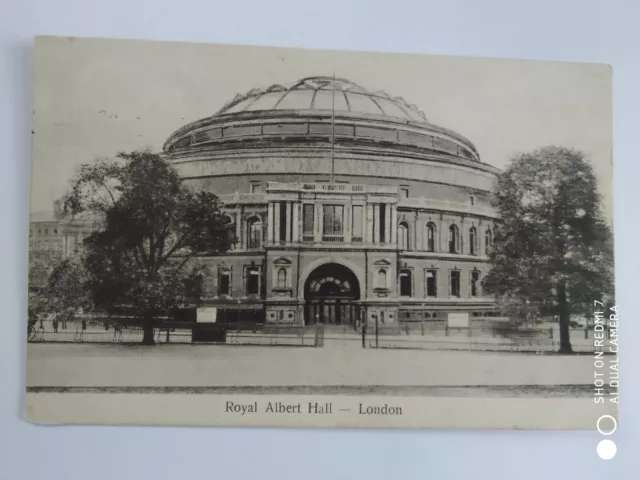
{"left": 304, "top": 204, "right": 366, "bottom": 242}
{"left": 218, "top": 265, "right": 294, "bottom": 296}
{"left": 397, "top": 222, "right": 493, "bottom": 255}
{"left": 31, "top": 228, "right": 60, "bottom": 236}
{"left": 376, "top": 268, "right": 482, "bottom": 298}
{"left": 225, "top": 210, "right": 494, "bottom": 254}
{"left": 223, "top": 216, "right": 264, "bottom": 249}
{"left": 217, "top": 265, "right": 263, "bottom": 297}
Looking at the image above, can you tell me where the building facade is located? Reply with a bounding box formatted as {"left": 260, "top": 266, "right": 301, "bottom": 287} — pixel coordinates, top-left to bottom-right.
{"left": 29, "top": 210, "right": 93, "bottom": 290}
{"left": 163, "top": 76, "right": 500, "bottom": 326}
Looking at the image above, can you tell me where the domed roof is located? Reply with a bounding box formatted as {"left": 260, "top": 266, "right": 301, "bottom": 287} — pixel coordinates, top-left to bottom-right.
{"left": 217, "top": 76, "right": 428, "bottom": 123}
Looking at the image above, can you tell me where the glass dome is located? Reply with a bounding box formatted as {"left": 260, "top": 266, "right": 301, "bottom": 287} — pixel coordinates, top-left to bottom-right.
{"left": 218, "top": 76, "right": 428, "bottom": 123}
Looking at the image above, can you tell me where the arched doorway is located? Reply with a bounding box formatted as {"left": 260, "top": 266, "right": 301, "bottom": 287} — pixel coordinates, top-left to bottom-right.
{"left": 304, "top": 263, "right": 361, "bottom": 326}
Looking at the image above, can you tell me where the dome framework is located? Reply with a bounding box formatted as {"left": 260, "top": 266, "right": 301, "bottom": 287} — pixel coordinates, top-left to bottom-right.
{"left": 218, "top": 76, "right": 429, "bottom": 122}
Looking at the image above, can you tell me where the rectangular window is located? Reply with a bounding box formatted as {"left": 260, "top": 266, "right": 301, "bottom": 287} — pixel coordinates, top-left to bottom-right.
{"left": 245, "top": 266, "right": 261, "bottom": 296}
{"left": 303, "top": 204, "right": 314, "bottom": 240}
{"left": 471, "top": 271, "right": 480, "bottom": 297}
{"left": 450, "top": 270, "right": 460, "bottom": 297}
{"left": 379, "top": 204, "right": 386, "bottom": 243}
{"left": 218, "top": 269, "right": 231, "bottom": 296}
{"left": 400, "top": 187, "right": 409, "bottom": 198}
{"left": 399, "top": 270, "right": 412, "bottom": 297}
{"left": 426, "top": 270, "right": 437, "bottom": 297}
{"left": 322, "top": 205, "right": 344, "bottom": 237}
{"left": 250, "top": 183, "right": 261, "bottom": 194}
{"left": 351, "top": 205, "right": 363, "bottom": 242}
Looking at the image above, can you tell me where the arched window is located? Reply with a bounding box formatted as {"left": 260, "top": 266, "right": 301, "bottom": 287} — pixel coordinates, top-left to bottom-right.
{"left": 448, "top": 224, "right": 459, "bottom": 254}
{"left": 277, "top": 268, "right": 287, "bottom": 289}
{"left": 247, "top": 217, "right": 263, "bottom": 249}
{"left": 399, "top": 269, "right": 412, "bottom": 297}
{"left": 485, "top": 228, "right": 493, "bottom": 255}
{"left": 425, "top": 222, "right": 436, "bottom": 252}
{"left": 376, "top": 269, "right": 388, "bottom": 289}
{"left": 397, "top": 222, "right": 409, "bottom": 250}
{"left": 469, "top": 227, "right": 477, "bottom": 256}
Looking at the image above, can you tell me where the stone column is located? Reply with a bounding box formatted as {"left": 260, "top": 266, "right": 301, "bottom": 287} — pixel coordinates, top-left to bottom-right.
{"left": 314, "top": 203, "right": 322, "bottom": 242}
{"left": 292, "top": 202, "right": 299, "bottom": 243}
{"left": 362, "top": 204, "right": 368, "bottom": 243}
{"left": 267, "top": 203, "right": 274, "bottom": 243}
{"left": 413, "top": 212, "right": 419, "bottom": 252}
{"left": 344, "top": 203, "right": 351, "bottom": 243}
{"left": 384, "top": 204, "right": 391, "bottom": 245}
{"left": 285, "top": 201, "right": 292, "bottom": 243}
{"left": 365, "top": 204, "right": 374, "bottom": 243}
{"left": 373, "top": 204, "right": 380, "bottom": 244}
{"left": 235, "top": 210, "right": 242, "bottom": 249}
{"left": 274, "top": 202, "right": 281, "bottom": 243}
{"left": 390, "top": 205, "right": 397, "bottom": 247}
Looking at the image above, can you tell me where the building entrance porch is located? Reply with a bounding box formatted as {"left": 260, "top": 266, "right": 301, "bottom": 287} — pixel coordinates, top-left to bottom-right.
{"left": 303, "top": 263, "right": 362, "bottom": 327}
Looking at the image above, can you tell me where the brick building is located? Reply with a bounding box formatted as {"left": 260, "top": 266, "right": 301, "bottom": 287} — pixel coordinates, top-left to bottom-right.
{"left": 163, "top": 76, "right": 500, "bottom": 326}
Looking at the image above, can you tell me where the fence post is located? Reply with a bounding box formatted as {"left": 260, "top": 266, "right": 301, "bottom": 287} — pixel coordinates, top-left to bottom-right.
{"left": 362, "top": 321, "right": 366, "bottom": 349}
{"left": 584, "top": 322, "right": 588, "bottom": 339}
{"left": 314, "top": 322, "right": 325, "bottom": 348}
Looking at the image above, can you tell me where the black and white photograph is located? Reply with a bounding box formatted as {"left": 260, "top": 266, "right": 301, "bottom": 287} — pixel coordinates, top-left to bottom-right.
{"left": 26, "top": 36, "right": 617, "bottom": 429}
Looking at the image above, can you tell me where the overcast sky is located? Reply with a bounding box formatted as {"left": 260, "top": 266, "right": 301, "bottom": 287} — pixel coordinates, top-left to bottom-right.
{"left": 31, "top": 36, "right": 613, "bottom": 219}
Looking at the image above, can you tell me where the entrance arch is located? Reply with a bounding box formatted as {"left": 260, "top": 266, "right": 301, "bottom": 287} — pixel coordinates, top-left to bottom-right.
{"left": 303, "top": 263, "right": 361, "bottom": 326}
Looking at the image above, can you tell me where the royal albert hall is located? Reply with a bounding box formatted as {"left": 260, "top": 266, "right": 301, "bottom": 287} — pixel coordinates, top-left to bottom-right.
{"left": 163, "top": 76, "right": 500, "bottom": 327}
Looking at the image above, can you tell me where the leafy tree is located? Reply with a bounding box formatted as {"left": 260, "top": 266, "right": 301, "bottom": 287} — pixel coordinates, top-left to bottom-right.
{"left": 63, "top": 151, "right": 233, "bottom": 344}
{"left": 41, "top": 257, "right": 92, "bottom": 328}
{"left": 483, "top": 146, "right": 614, "bottom": 353}
{"left": 28, "top": 231, "right": 62, "bottom": 329}
{"left": 28, "top": 232, "right": 61, "bottom": 293}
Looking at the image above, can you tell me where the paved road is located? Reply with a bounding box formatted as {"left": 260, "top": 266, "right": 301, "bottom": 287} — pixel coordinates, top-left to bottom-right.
{"left": 27, "top": 343, "right": 597, "bottom": 390}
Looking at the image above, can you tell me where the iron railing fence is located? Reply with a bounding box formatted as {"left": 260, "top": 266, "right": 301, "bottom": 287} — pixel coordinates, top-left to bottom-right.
{"left": 357, "top": 322, "right": 613, "bottom": 353}
{"left": 27, "top": 319, "right": 316, "bottom": 347}
{"left": 27, "top": 318, "right": 613, "bottom": 353}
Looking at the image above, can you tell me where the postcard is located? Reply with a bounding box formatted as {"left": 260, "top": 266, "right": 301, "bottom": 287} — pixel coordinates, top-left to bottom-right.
{"left": 26, "top": 36, "right": 617, "bottom": 429}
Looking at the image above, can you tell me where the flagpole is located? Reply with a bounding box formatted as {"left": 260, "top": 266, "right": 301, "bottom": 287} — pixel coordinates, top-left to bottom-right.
{"left": 330, "top": 70, "right": 335, "bottom": 183}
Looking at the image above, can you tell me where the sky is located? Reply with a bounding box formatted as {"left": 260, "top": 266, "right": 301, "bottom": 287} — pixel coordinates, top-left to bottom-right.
{"left": 30, "top": 36, "right": 613, "bottom": 219}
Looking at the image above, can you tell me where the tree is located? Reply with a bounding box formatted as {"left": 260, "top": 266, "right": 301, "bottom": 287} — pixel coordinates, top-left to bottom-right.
{"left": 41, "top": 257, "right": 92, "bottom": 328}
{"left": 62, "top": 151, "right": 234, "bottom": 344}
{"left": 482, "top": 146, "right": 614, "bottom": 353}
{"left": 28, "top": 232, "right": 61, "bottom": 292}
{"left": 28, "top": 232, "right": 63, "bottom": 329}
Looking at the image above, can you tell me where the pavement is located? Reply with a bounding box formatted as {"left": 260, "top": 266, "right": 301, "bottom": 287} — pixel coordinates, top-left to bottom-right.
{"left": 27, "top": 342, "right": 598, "bottom": 391}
